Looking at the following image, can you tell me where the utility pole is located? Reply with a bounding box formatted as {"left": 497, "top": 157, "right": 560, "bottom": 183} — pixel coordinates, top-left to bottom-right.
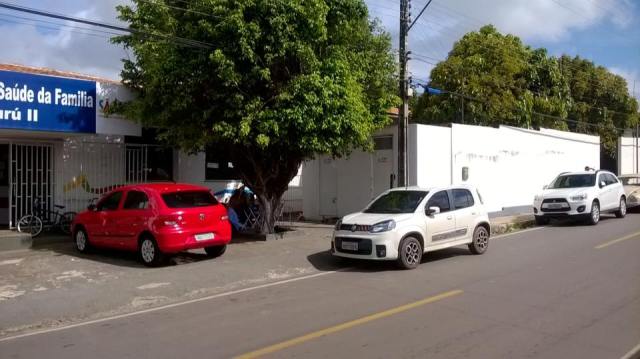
{"left": 633, "top": 79, "right": 640, "bottom": 173}
{"left": 397, "top": 0, "right": 409, "bottom": 187}
{"left": 397, "top": 0, "right": 433, "bottom": 187}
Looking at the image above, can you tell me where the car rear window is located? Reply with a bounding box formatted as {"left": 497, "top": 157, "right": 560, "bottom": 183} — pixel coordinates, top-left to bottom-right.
{"left": 161, "top": 191, "right": 218, "bottom": 208}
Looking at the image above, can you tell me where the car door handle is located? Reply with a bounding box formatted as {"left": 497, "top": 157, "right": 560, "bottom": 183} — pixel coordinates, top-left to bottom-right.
{"left": 447, "top": 215, "right": 453, "bottom": 220}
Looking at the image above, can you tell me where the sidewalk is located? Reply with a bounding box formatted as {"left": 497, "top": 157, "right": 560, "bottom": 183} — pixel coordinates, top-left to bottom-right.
{"left": 0, "top": 225, "right": 335, "bottom": 338}
{"left": 0, "top": 215, "right": 534, "bottom": 338}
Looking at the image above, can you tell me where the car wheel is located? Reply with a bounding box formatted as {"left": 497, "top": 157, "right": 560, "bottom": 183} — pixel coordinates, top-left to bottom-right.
{"left": 615, "top": 197, "right": 627, "bottom": 218}
{"left": 468, "top": 226, "right": 490, "bottom": 255}
{"left": 204, "top": 245, "right": 227, "bottom": 258}
{"left": 396, "top": 236, "right": 422, "bottom": 270}
{"left": 139, "top": 236, "right": 164, "bottom": 267}
{"left": 534, "top": 216, "right": 549, "bottom": 226}
{"left": 587, "top": 201, "right": 600, "bottom": 225}
{"left": 74, "top": 228, "right": 91, "bottom": 253}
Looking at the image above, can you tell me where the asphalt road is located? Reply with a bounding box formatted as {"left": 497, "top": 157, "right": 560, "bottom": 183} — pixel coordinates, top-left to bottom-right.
{"left": 1, "top": 214, "right": 640, "bottom": 359}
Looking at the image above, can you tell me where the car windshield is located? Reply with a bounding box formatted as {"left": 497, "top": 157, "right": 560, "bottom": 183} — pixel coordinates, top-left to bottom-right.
{"left": 620, "top": 177, "right": 640, "bottom": 185}
{"left": 162, "top": 191, "right": 218, "bottom": 208}
{"left": 548, "top": 174, "right": 596, "bottom": 189}
{"left": 363, "top": 191, "right": 428, "bottom": 214}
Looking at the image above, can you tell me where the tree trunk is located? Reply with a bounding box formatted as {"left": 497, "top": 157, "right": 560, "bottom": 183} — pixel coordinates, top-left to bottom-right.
{"left": 231, "top": 146, "right": 302, "bottom": 234}
{"left": 256, "top": 193, "right": 283, "bottom": 234}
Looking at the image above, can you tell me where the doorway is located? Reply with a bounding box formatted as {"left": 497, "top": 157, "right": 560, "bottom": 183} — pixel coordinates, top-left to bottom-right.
{"left": 0, "top": 144, "right": 8, "bottom": 227}
{"left": 9, "top": 144, "right": 54, "bottom": 228}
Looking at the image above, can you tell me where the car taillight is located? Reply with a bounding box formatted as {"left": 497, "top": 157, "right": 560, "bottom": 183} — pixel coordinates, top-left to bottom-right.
{"left": 160, "top": 215, "right": 183, "bottom": 227}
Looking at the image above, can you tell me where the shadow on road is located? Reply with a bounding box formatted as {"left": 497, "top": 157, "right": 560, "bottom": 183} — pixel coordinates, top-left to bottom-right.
{"left": 546, "top": 214, "right": 621, "bottom": 227}
{"left": 307, "top": 246, "right": 472, "bottom": 273}
{"left": 29, "top": 238, "right": 221, "bottom": 268}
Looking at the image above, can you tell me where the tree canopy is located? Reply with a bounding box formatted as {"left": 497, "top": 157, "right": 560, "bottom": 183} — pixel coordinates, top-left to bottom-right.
{"left": 113, "top": 0, "right": 398, "bottom": 233}
{"left": 412, "top": 25, "right": 639, "bottom": 154}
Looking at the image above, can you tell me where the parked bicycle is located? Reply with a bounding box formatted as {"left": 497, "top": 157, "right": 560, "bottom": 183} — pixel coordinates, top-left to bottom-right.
{"left": 17, "top": 198, "right": 77, "bottom": 237}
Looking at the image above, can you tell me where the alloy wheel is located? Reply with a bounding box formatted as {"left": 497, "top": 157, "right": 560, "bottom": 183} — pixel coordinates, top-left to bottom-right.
{"left": 76, "top": 230, "right": 86, "bottom": 251}
{"left": 475, "top": 228, "right": 489, "bottom": 250}
{"left": 592, "top": 203, "right": 600, "bottom": 223}
{"left": 404, "top": 241, "right": 421, "bottom": 266}
{"left": 141, "top": 239, "right": 155, "bottom": 264}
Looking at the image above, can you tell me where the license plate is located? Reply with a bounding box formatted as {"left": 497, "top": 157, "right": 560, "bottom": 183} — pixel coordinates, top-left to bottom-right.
{"left": 341, "top": 241, "right": 358, "bottom": 251}
{"left": 195, "top": 233, "right": 214, "bottom": 241}
{"left": 545, "top": 203, "right": 568, "bottom": 209}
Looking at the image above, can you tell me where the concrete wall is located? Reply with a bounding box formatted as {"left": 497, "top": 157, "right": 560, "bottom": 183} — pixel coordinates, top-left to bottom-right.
{"left": 95, "top": 82, "right": 141, "bottom": 137}
{"left": 618, "top": 136, "right": 640, "bottom": 175}
{"left": 301, "top": 127, "right": 398, "bottom": 220}
{"left": 303, "top": 123, "right": 601, "bottom": 219}
{"left": 411, "top": 124, "right": 451, "bottom": 188}
{"left": 448, "top": 124, "right": 599, "bottom": 212}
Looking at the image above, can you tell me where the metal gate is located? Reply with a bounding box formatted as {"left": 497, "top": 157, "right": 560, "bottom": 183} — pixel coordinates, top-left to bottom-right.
{"left": 61, "top": 140, "right": 153, "bottom": 213}
{"left": 126, "top": 144, "right": 148, "bottom": 183}
{"left": 10, "top": 144, "right": 54, "bottom": 228}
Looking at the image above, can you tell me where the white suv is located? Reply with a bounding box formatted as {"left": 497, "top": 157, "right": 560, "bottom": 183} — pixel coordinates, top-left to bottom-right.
{"left": 331, "top": 185, "right": 491, "bottom": 269}
{"left": 533, "top": 170, "right": 626, "bottom": 225}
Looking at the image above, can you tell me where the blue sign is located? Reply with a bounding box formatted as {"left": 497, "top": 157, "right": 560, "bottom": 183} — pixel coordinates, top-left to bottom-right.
{"left": 0, "top": 70, "right": 96, "bottom": 133}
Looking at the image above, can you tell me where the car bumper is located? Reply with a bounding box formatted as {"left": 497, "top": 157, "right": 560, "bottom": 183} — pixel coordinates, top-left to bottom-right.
{"left": 330, "top": 230, "right": 401, "bottom": 260}
{"left": 533, "top": 200, "right": 591, "bottom": 218}
{"left": 155, "top": 223, "right": 232, "bottom": 253}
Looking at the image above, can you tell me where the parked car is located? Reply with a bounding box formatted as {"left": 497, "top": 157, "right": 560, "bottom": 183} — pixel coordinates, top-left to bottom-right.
{"left": 72, "top": 183, "right": 232, "bottom": 266}
{"left": 330, "top": 185, "right": 491, "bottom": 270}
{"left": 618, "top": 174, "right": 640, "bottom": 209}
{"left": 533, "top": 170, "right": 626, "bottom": 226}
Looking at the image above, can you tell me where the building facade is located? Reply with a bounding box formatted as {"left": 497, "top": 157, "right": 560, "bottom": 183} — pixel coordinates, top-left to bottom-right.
{"left": 0, "top": 64, "right": 302, "bottom": 229}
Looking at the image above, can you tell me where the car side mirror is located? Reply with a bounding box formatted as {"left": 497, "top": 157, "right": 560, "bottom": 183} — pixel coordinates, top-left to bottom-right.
{"left": 600, "top": 181, "right": 606, "bottom": 188}
{"left": 542, "top": 185, "right": 548, "bottom": 190}
{"left": 426, "top": 206, "right": 441, "bottom": 216}
{"left": 87, "top": 204, "right": 96, "bottom": 211}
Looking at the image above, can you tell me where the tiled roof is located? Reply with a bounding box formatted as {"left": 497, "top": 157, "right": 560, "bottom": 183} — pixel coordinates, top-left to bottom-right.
{"left": 0, "top": 63, "right": 121, "bottom": 84}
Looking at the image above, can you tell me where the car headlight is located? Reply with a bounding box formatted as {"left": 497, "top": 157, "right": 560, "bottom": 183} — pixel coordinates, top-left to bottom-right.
{"left": 370, "top": 219, "right": 396, "bottom": 233}
{"left": 334, "top": 219, "right": 342, "bottom": 231}
{"left": 570, "top": 193, "right": 588, "bottom": 201}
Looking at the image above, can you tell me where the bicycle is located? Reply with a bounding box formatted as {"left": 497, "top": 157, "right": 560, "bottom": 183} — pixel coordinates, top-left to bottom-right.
{"left": 17, "top": 198, "right": 77, "bottom": 237}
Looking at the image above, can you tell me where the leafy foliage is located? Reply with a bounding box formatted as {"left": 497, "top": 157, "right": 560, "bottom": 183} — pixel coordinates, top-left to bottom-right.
{"left": 413, "top": 25, "right": 639, "bottom": 154}
{"left": 113, "top": 0, "right": 398, "bottom": 233}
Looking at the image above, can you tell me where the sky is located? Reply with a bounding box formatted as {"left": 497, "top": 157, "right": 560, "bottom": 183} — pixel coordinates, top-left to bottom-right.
{"left": 0, "top": 0, "right": 638, "bottom": 100}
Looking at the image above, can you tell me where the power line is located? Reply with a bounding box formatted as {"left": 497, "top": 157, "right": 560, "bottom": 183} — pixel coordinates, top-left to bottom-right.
{"left": 408, "top": 0, "right": 434, "bottom": 31}
{"left": 0, "top": 1, "right": 215, "bottom": 49}
{"left": 0, "top": 11, "right": 125, "bottom": 37}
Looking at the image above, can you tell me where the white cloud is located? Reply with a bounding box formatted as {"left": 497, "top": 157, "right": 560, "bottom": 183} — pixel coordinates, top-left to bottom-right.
{"left": 0, "top": 0, "right": 131, "bottom": 80}
{"left": 367, "top": 0, "right": 637, "bottom": 82}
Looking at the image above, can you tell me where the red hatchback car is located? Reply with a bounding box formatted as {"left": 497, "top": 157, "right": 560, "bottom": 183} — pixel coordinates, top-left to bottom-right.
{"left": 72, "top": 183, "right": 232, "bottom": 266}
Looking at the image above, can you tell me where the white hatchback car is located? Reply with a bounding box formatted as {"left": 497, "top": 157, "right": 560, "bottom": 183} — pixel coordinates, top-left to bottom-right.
{"left": 331, "top": 185, "right": 491, "bottom": 269}
{"left": 533, "top": 170, "right": 626, "bottom": 225}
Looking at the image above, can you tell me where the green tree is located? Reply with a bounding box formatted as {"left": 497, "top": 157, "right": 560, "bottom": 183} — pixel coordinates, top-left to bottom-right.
{"left": 560, "top": 55, "right": 639, "bottom": 154}
{"left": 113, "top": 0, "right": 398, "bottom": 233}
{"left": 413, "top": 25, "right": 570, "bottom": 129}
{"left": 412, "top": 26, "right": 639, "bottom": 156}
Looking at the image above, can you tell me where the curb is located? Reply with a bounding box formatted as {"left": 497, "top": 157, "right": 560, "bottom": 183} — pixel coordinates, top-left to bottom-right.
{"left": 490, "top": 215, "right": 536, "bottom": 235}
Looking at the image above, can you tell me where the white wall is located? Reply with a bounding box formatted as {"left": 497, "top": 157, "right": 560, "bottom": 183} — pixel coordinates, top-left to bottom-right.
{"left": 411, "top": 124, "right": 451, "bottom": 188}
{"left": 95, "top": 82, "right": 141, "bottom": 137}
{"left": 618, "top": 136, "right": 640, "bottom": 175}
{"left": 301, "top": 127, "right": 398, "bottom": 220}
{"left": 447, "top": 124, "right": 599, "bottom": 212}
{"left": 304, "top": 123, "right": 601, "bottom": 219}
